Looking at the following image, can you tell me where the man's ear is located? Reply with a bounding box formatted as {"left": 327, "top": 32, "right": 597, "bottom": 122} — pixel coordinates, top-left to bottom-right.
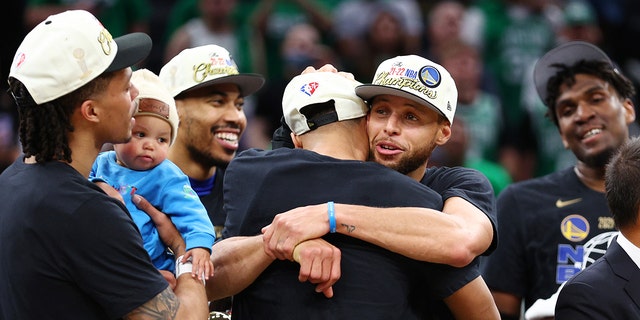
{"left": 435, "top": 122, "right": 452, "bottom": 146}
{"left": 80, "top": 100, "right": 100, "bottom": 123}
{"left": 291, "top": 132, "right": 303, "bottom": 149}
{"left": 623, "top": 98, "right": 636, "bottom": 125}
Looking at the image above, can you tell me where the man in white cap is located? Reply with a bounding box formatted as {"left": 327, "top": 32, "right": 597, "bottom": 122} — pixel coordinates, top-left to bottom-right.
{"left": 209, "top": 71, "right": 499, "bottom": 319}
{"left": 266, "top": 57, "right": 496, "bottom": 269}
{"left": 159, "top": 44, "right": 264, "bottom": 313}
{"left": 0, "top": 10, "right": 208, "bottom": 319}
{"left": 263, "top": 55, "right": 497, "bottom": 318}
{"left": 160, "top": 44, "right": 264, "bottom": 240}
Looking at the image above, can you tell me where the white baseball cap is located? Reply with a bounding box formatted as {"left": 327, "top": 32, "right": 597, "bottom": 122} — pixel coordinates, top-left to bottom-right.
{"left": 283, "top": 72, "right": 368, "bottom": 135}
{"left": 8, "top": 10, "right": 152, "bottom": 105}
{"left": 159, "top": 44, "right": 265, "bottom": 98}
{"left": 534, "top": 41, "right": 614, "bottom": 106}
{"left": 131, "top": 69, "right": 180, "bottom": 145}
{"left": 355, "top": 55, "right": 458, "bottom": 124}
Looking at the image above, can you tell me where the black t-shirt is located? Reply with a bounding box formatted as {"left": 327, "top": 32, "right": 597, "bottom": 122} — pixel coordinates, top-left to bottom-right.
{"left": 223, "top": 148, "right": 479, "bottom": 320}
{"left": 481, "top": 167, "right": 614, "bottom": 310}
{"left": 198, "top": 166, "right": 227, "bottom": 240}
{"left": 0, "top": 158, "right": 167, "bottom": 319}
{"left": 422, "top": 166, "right": 497, "bottom": 254}
{"left": 271, "top": 121, "right": 497, "bottom": 252}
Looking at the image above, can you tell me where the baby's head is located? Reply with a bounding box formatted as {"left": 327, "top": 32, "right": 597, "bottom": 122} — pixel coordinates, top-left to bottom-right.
{"left": 114, "top": 69, "right": 179, "bottom": 170}
{"left": 131, "top": 69, "right": 179, "bottom": 145}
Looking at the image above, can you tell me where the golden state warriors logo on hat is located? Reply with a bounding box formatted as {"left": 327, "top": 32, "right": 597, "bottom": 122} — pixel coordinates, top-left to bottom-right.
{"left": 419, "top": 66, "right": 441, "bottom": 88}
{"left": 355, "top": 55, "right": 457, "bottom": 124}
{"left": 560, "top": 214, "right": 590, "bottom": 242}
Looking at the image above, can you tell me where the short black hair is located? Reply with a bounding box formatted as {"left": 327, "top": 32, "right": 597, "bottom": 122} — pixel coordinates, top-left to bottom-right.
{"left": 9, "top": 72, "right": 114, "bottom": 163}
{"left": 544, "top": 60, "right": 636, "bottom": 127}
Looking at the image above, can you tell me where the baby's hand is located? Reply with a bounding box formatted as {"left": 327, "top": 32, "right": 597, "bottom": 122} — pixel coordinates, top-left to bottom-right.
{"left": 184, "top": 248, "right": 213, "bottom": 281}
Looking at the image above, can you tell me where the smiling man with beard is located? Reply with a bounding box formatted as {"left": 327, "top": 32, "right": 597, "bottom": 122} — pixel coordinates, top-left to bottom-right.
{"left": 160, "top": 44, "right": 264, "bottom": 238}
{"left": 159, "top": 44, "right": 264, "bottom": 314}
{"left": 481, "top": 41, "right": 637, "bottom": 320}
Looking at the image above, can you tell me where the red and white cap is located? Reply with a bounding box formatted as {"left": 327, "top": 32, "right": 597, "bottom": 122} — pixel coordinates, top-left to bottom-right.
{"left": 282, "top": 72, "right": 368, "bottom": 135}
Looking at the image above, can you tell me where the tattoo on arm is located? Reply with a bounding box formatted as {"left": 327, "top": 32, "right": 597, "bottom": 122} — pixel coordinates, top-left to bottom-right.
{"left": 341, "top": 223, "right": 355, "bottom": 233}
{"left": 124, "top": 287, "right": 180, "bottom": 319}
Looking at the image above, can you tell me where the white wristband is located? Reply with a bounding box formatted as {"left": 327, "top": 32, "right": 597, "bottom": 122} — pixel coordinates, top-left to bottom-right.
{"left": 175, "top": 255, "right": 193, "bottom": 278}
{"left": 175, "top": 255, "right": 206, "bottom": 285}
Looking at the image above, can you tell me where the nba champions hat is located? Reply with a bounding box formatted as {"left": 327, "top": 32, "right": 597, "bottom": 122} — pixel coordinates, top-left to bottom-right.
{"left": 9, "top": 10, "right": 152, "bottom": 105}
{"left": 534, "top": 41, "right": 614, "bottom": 106}
{"left": 131, "top": 69, "right": 180, "bottom": 145}
{"left": 355, "top": 55, "right": 458, "bottom": 124}
{"left": 159, "top": 44, "right": 265, "bottom": 98}
{"left": 282, "top": 72, "right": 368, "bottom": 135}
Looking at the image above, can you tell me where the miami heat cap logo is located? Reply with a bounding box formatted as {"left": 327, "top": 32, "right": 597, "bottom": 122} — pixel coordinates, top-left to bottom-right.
{"left": 560, "top": 214, "right": 590, "bottom": 242}
{"left": 300, "top": 82, "right": 319, "bottom": 96}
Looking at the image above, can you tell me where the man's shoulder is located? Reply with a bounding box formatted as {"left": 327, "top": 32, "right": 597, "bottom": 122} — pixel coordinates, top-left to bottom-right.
{"left": 502, "top": 167, "right": 575, "bottom": 193}
{"left": 424, "top": 165, "right": 485, "bottom": 180}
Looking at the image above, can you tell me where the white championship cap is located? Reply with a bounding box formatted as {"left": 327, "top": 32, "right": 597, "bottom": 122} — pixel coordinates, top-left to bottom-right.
{"left": 159, "top": 44, "right": 265, "bottom": 98}
{"left": 282, "top": 72, "right": 368, "bottom": 135}
{"left": 131, "top": 69, "right": 180, "bottom": 145}
{"left": 355, "top": 55, "right": 458, "bottom": 124}
{"left": 533, "top": 41, "right": 614, "bottom": 106}
{"left": 9, "top": 10, "right": 152, "bottom": 105}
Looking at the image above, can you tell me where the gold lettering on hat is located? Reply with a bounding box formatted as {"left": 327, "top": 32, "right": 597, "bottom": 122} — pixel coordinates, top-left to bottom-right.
{"left": 97, "top": 29, "right": 114, "bottom": 56}
{"left": 137, "top": 99, "right": 170, "bottom": 119}
{"left": 192, "top": 63, "right": 240, "bottom": 83}
{"left": 73, "top": 48, "right": 92, "bottom": 79}
{"left": 374, "top": 72, "right": 437, "bottom": 100}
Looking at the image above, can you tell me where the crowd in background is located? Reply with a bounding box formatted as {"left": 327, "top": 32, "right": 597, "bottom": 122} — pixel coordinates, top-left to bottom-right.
{"left": 2, "top": 0, "right": 640, "bottom": 187}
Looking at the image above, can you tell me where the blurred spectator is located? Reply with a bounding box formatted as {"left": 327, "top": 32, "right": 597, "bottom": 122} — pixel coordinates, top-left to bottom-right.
{"left": 144, "top": 0, "right": 184, "bottom": 74}
{"left": 332, "top": 0, "right": 423, "bottom": 82}
{"left": 245, "top": 22, "right": 338, "bottom": 149}
{"left": 163, "top": 0, "right": 254, "bottom": 73}
{"left": 235, "top": 0, "right": 338, "bottom": 150}
{"left": 585, "top": 0, "right": 640, "bottom": 94}
{"left": 25, "top": 0, "right": 151, "bottom": 70}
{"left": 347, "top": 3, "right": 415, "bottom": 82}
{"left": 423, "top": 0, "right": 466, "bottom": 61}
{"left": 430, "top": 118, "right": 511, "bottom": 196}
{"left": 433, "top": 40, "right": 511, "bottom": 195}
{"left": 438, "top": 40, "right": 505, "bottom": 164}
{"left": 461, "top": 0, "right": 560, "bottom": 182}
{"left": 557, "top": 0, "right": 602, "bottom": 46}
{"left": 0, "top": 111, "right": 20, "bottom": 174}
{"left": 25, "top": 0, "right": 151, "bottom": 39}
{"left": 0, "top": 0, "right": 25, "bottom": 173}
{"left": 248, "top": 0, "right": 336, "bottom": 79}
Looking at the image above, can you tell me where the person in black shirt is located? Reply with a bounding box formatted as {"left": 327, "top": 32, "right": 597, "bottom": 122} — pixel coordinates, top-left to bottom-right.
{"left": 210, "top": 69, "right": 498, "bottom": 319}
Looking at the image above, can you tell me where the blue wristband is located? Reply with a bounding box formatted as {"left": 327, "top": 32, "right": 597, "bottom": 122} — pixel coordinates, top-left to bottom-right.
{"left": 328, "top": 201, "right": 336, "bottom": 233}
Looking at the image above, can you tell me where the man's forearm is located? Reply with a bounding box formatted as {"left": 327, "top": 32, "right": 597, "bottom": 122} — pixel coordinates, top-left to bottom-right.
{"left": 334, "top": 198, "right": 492, "bottom": 267}
{"left": 174, "top": 274, "right": 209, "bottom": 319}
{"left": 207, "top": 235, "right": 274, "bottom": 300}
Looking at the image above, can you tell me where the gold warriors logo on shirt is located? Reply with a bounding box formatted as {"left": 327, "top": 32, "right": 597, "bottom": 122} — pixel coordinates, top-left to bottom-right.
{"left": 560, "top": 214, "right": 590, "bottom": 242}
